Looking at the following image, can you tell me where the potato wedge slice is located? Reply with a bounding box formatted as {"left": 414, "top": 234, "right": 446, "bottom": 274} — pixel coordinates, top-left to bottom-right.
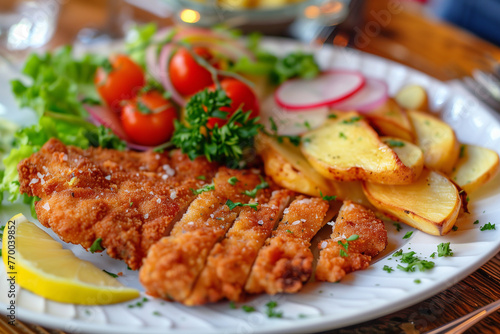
{"left": 362, "top": 169, "right": 461, "bottom": 235}
{"left": 449, "top": 144, "right": 500, "bottom": 194}
{"left": 395, "top": 84, "right": 429, "bottom": 111}
{"left": 366, "top": 99, "right": 415, "bottom": 142}
{"left": 301, "top": 112, "right": 421, "bottom": 184}
{"left": 408, "top": 110, "right": 460, "bottom": 174}
{"left": 255, "top": 133, "right": 340, "bottom": 197}
{"left": 381, "top": 137, "right": 424, "bottom": 180}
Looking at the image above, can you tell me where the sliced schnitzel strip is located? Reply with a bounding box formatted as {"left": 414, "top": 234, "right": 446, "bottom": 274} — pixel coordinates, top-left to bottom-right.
{"left": 18, "top": 138, "right": 217, "bottom": 269}
{"left": 140, "top": 168, "right": 264, "bottom": 302}
{"left": 316, "top": 200, "right": 388, "bottom": 282}
{"left": 245, "top": 196, "right": 329, "bottom": 295}
{"left": 184, "top": 189, "right": 294, "bottom": 305}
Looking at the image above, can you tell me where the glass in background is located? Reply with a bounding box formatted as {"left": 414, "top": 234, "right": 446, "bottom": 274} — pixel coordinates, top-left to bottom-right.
{"left": 0, "top": 0, "right": 60, "bottom": 52}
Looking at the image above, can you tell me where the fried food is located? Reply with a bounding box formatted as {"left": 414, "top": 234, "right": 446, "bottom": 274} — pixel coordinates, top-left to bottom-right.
{"left": 17, "top": 138, "right": 218, "bottom": 269}
{"left": 139, "top": 168, "right": 264, "bottom": 302}
{"left": 245, "top": 196, "right": 329, "bottom": 295}
{"left": 184, "top": 189, "right": 294, "bottom": 305}
{"left": 316, "top": 201, "right": 387, "bottom": 282}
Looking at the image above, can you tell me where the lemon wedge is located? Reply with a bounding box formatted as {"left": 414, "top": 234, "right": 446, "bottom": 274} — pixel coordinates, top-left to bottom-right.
{"left": 2, "top": 214, "right": 140, "bottom": 305}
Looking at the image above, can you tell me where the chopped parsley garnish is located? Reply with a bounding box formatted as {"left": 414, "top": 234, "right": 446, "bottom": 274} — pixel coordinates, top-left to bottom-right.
{"left": 196, "top": 175, "right": 206, "bottom": 180}
{"left": 393, "top": 249, "right": 403, "bottom": 257}
{"left": 229, "top": 301, "right": 237, "bottom": 309}
{"left": 191, "top": 184, "right": 215, "bottom": 195}
{"left": 328, "top": 114, "right": 338, "bottom": 119}
{"left": 153, "top": 311, "right": 161, "bottom": 316}
{"left": 286, "top": 229, "right": 293, "bottom": 234}
{"left": 452, "top": 225, "right": 458, "bottom": 231}
{"left": 337, "top": 235, "right": 358, "bottom": 257}
{"left": 89, "top": 238, "right": 103, "bottom": 253}
{"left": 304, "top": 121, "right": 311, "bottom": 130}
{"left": 342, "top": 116, "right": 362, "bottom": 124}
{"left": 129, "top": 202, "right": 133, "bottom": 207}
{"left": 243, "top": 176, "right": 269, "bottom": 198}
{"left": 393, "top": 223, "right": 402, "bottom": 232}
{"left": 386, "top": 139, "right": 405, "bottom": 147}
{"left": 437, "top": 242, "right": 453, "bottom": 257}
{"left": 228, "top": 177, "right": 239, "bottom": 185}
{"left": 319, "top": 191, "right": 337, "bottom": 201}
{"left": 480, "top": 222, "right": 496, "bottom": 231}
{"left": 102, "top": 269, "right": 118, "bottom": 278}
{"left": 339, "top": 132, "right": 347, "bottom": 139}
{"left": 430, "top": 252, "right": 436, "bottom": 258}
{"left": 346, "top": 234, "right": 359, "bottom": 241}
{"left": 403, "top": 231, "right": 413, "bottom": 239}
{"left": 265, "top": 117, "right": 301, "bottom": 146}
{"left": 394, "top": 250, "right": 435, "bottom": 272}
{"left": 265, "top": 301, "right": 283, "bottom": 318}
{"left": 414, "top": 279, "right": 421, "bottom": 284}
{"left": 473, "top": 220, "right": 479, "bottom": 225}
{"left": 226, "top": 199, "right": 258, "bottom": 211}
{"left": 459, "top": 144, "right": 466, "bottom": 158}
{"left": 242, "top": 305, "right": 256, "bottom": 313}
{"left": 172, "top": 89, "right": 262, "bottom": 166}
{"left": 383, "top": 265, "right": 394, "bottom": 273}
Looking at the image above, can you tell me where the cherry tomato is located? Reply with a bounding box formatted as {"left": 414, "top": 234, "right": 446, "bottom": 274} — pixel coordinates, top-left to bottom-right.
{"left": 169, "top": 47, "right": 215, "bottom": 96}
{"left": 121, "top": 91, "right": 177, "bottom": 146}
{"left": 207, "top": 79, "right": 260, "bottom": 128}
{"left": 95, "top": 55, "right": 145, "bottom": 112}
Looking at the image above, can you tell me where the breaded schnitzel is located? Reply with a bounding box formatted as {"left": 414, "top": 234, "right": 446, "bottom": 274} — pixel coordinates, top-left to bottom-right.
{"left": 139, "top": 168, "right": 266, "bottom": 302}
{"left": 245, "top": 196, "right": 330, "bottom": 295}
{"left": 184, "top": 189, "right": 294, "bottom": 305}
{"left": 316, "top": 201, "right": 388, "bottom": 282}
{"left": 18, "top": 138, "right": 218, "bottom": 269}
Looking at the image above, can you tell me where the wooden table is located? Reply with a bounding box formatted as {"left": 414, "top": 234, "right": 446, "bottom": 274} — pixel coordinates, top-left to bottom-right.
{"left": 3, "top": 0, "right": 500, "bottom": 333}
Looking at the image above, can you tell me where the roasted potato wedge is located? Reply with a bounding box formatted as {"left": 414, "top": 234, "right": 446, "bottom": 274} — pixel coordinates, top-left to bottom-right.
{"left": 255, "top": 133, "right": 339, "bottom": 197}
{"left": 362, "top": 169, "right": 461, "bottom": 235}
{"left": 301, "top": 111, "right": 422, "bottom": 184}
{"left": 449, "top": 144, "right": 500, "bottom": 194}
{"left": 381, "top": 137, "right": 424, "bottom": 180}
{"left": 366, "top": 99, "right": 415, "bottom": 142}
{"left": 408, "top": 110, "right": 460, "bottom": 174}
{"left": 395, "top": 84, "right": 429, "bottom": 111}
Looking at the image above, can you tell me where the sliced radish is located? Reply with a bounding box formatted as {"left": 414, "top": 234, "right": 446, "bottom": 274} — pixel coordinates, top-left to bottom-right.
{"left": 84, "top": 104, "right": 131, "bottom": 142}
{"left": 274, "top": 70, "right": 365, "bottom": 111}
{"left": 158, "top": 43, "right": 186, "bottom": 107}
{"left": 261, "top": 95, "right": 329, "bottom": 136}
{"left": 332, "top": 77, "right": 388, "bottom": 113}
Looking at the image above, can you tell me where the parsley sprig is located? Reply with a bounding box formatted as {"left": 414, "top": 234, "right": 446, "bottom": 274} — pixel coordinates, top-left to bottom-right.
{"left": 480, "top": 222, "right": 496, "bottom": 231}
{"left": 172, "top": 89, "right": 262, "bottom": 166}
{"left": 393, "top": 250, "right": 435, "bottom": 272}
{"left": 226, "top": 199, "right": 258, "bottom": 211}
{"left": 437, "top": 242, "right": 453, "bottom": 257}
{"left": 191, "top": 184, "right": 215, "bottom": 195}
{"left": 89, "top": 238, "right": 103, "bottom": 253}
{"left": 243, "top": 176, "right": 269, "bottom": 198}
{"left": 337, "top": 234, "right": 359, "bottom": 257}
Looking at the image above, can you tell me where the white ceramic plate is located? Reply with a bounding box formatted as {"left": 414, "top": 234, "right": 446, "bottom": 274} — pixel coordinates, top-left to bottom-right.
{"left": 1, "top": 38, "right": 500, "bottom": 334}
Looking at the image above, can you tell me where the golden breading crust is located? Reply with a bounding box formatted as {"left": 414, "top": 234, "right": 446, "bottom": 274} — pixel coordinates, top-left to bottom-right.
{"left": 245, "top": 196, "right": 329, "bottom": 295}
{"left": 139, "top": 168, "right": 264, "bottom": 302}
{"left": 184, "top": 189, "right": 294, "bottom": 305}
{"left": 316, "top": 200, "right": 388, "bottom": 282}
{"left": 17, "top": 138, "right": 218, "bottom": 269}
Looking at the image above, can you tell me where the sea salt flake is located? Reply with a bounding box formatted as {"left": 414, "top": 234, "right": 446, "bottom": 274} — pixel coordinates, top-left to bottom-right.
{"left": 157, "top": 198, "right": 161, "bottom": 204}
{"left": 42, "top": 203, "right": 50, "bottom": 211}
{"left": 105, "top": 175, "right": 111, "bottom": 180}
{"left": 29, "top": 178, "right": 39, "bottom": 185}
{"left": 257, "top": 220, "right": 264, "bottom": 225}
{"left": 162, "top": 164, "right": 175, "bottom": 176}
{"left": 321, "top": 241, "right": 327, "bottom": 249}
{"left": 292, "top": 220, "right": 301, "bottom": 225}
{"left": 144, "top": 214, "right": 149, "bottom": 219}
{"left": 170, "top": 190, "right": 177, "bottom": 200}
{"left": 187, "top": 222, "right": 194, "bottom": 226}
{"left": 284, "top": 208, "right": 289, "bottom": 214}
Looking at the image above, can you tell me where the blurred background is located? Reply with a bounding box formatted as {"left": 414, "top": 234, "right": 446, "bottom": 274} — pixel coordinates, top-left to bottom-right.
{"left": 1, "top": 0, "right": 500, "bottom": 81}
